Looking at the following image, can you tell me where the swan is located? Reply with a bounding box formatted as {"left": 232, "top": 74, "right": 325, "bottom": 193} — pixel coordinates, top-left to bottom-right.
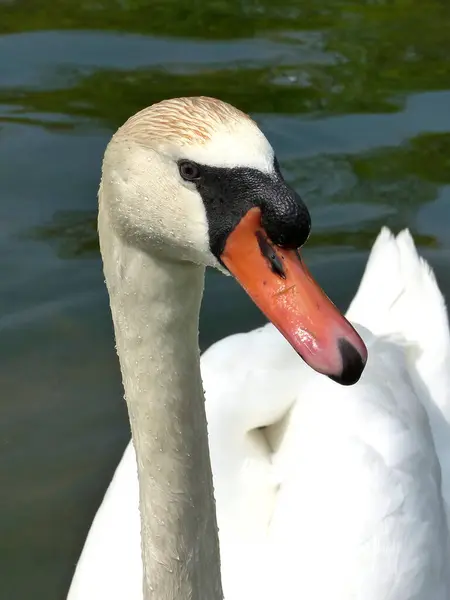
{"left": 72, "top": 96, "right": 368, "bottom": 600}
{"left": 69, "top": 221, "right": 450, "bottom": 599}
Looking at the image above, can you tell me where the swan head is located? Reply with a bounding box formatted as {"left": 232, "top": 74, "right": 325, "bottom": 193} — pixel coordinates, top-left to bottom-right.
{"left": 100, "top": 96, "right": 367, "bottom": 385}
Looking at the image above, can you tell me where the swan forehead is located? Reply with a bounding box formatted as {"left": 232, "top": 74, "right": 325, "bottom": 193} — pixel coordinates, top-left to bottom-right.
{"left": 116, "top": 96, "right": 275, "bottom": 173}
{"left": 177, "top": 124, "right": 275, "bottom": 172}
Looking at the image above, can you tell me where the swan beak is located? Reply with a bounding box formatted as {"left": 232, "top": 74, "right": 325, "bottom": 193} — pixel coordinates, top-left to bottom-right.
{"left": 220, "top": 208, "right": 368, "bottom": 385}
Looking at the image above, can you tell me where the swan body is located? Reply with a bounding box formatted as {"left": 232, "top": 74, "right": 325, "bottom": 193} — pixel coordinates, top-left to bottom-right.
{"left": 68, "top": 225, "right": 450, "bottom": 600}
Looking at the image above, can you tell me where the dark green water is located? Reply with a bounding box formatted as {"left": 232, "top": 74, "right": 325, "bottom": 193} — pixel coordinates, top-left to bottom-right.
{"left": 1, "top": 1, "right": 449, "bottom": 598}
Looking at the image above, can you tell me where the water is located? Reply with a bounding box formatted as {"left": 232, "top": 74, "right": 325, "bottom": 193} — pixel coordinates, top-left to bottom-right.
{"left": 1, "top": 1, "right": 449, "bottom": 598}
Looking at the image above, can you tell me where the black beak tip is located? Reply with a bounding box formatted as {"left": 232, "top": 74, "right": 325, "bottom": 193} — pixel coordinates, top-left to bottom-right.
{"left": 328, "top": 338, "right": 367, "bottom": 386}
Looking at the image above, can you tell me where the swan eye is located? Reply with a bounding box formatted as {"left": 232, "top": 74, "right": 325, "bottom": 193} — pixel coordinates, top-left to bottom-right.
{"left": 179, "top": 161, "right": 201, "bottom": 182}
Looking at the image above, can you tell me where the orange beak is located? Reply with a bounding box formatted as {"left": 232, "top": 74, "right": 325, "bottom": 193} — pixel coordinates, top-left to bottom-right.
{"left": 221, "top": 208, "right": 368, "bottom": 385}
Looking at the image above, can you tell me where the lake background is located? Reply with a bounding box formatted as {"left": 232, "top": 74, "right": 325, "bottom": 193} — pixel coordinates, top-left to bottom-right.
{"left": 1, "top": 1, "right": 450, "bottom": 598}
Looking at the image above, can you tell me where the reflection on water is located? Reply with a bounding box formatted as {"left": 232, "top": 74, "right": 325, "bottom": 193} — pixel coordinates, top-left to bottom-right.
{"left": 1, "top": 1, "right": 449, "bottom": 598}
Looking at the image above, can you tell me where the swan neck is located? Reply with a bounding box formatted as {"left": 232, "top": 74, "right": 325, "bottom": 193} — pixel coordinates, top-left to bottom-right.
{"left": 98, "top": 210, "right": 223, "bottom": 599}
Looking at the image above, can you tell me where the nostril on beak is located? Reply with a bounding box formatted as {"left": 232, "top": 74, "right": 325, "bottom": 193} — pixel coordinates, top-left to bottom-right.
{"left": 328, "top": 338, "right": 367, "bottom": 386}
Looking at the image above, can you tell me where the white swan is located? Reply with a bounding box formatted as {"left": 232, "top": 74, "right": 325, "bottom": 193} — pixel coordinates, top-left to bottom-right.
{"left": 69, "top": 217, "right": 450, "bottom": 599}
{"left": 72, "top": 96, "right": 369, "bottom": 600}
